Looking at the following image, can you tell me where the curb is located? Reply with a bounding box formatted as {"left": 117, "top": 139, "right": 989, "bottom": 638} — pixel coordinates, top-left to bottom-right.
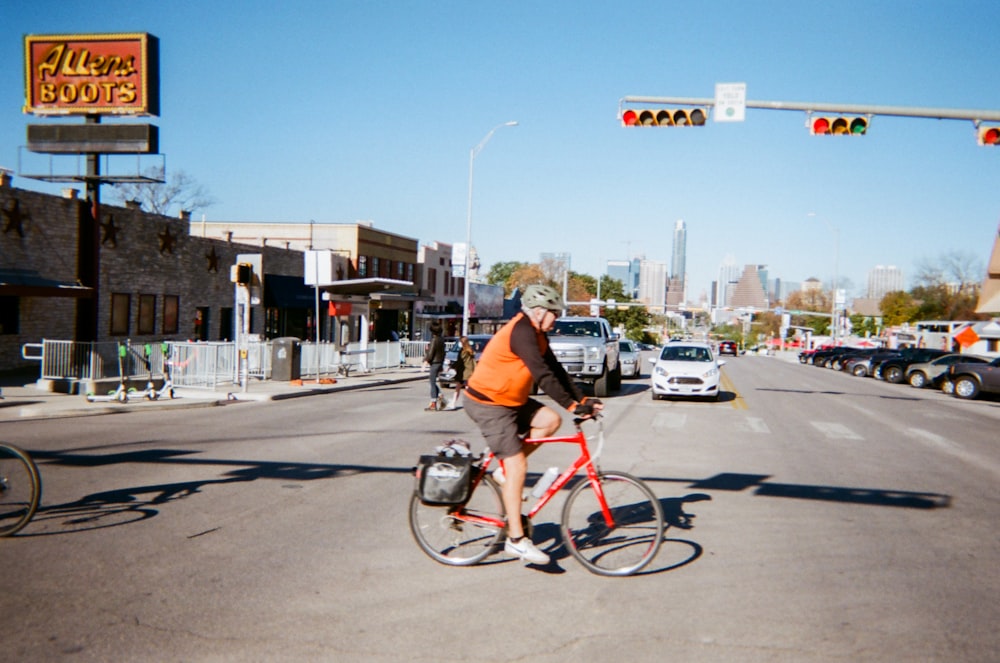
{"left": 0, "top": 373, "right": 427, "bottom": 421}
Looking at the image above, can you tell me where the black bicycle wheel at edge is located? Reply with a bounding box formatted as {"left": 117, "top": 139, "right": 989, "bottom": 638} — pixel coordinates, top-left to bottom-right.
{"left": 0, "top": 444, "right": 42, "bottom": 537}
{"left": 409, "top": 474, "right": 506, "bottom": 566}
{"left": 560, "top": 471, "right": 664, "bottom": 576}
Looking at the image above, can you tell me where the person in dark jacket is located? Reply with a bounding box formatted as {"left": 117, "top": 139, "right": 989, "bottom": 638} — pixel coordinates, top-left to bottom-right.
{"left": 422, "top": 322, "right": 446, "bottom": 410}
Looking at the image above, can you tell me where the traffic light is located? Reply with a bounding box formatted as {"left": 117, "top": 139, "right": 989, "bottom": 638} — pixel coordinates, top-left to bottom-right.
{"left": 809, "top": 115, "right": 868, "bottom": 135}
{"left": 230, "top": 262, "right": 252, "bottom": 285}
{"left": 977, "top": 125, "right": 1000, "bottom": 146}
{"left": 621, "top": 107, "right": 708, "bottom": 127}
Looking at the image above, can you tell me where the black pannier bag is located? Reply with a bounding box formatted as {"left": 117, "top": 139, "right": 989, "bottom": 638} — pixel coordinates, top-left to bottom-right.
{"left": 415, "top": 454, "right": 473, "bottom": 505}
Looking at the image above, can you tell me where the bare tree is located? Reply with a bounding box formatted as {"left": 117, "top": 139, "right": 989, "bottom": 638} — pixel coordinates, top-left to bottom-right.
{"left": 110, "top": 166, "right": 216, "bottom": 216}
{"left": 914, "top": 250, "right": 984, "bottom": 289}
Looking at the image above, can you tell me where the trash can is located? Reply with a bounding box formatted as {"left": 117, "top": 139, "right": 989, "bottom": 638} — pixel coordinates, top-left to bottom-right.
{"left": 271, "top": 337, "right": 301, "bottom": 381}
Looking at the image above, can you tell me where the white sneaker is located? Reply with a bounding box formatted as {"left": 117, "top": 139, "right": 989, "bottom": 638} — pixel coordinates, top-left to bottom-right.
{"left": 492, "top": 467, "right": 506, "bottom": 485}
{"left": 505, "top": 537, "right": 550, "bottom": 565}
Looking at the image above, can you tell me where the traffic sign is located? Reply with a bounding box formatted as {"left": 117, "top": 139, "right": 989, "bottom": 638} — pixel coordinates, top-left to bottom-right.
{"left": 714, "top": 82, "right": 746, "bottom": 122}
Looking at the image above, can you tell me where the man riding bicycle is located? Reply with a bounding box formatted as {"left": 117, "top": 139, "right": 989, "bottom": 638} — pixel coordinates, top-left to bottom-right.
{"left": 462, "top": 284, "right": 603, "bottom": 565}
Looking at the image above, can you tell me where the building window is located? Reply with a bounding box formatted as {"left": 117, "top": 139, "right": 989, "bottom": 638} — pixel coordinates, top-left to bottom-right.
{"left": 428, "top": 267, "right": 437, "bottom": 293}
{"left": 0, "top": 296, "right": 19, "bottom": 334}
{"left": 407, "top": 264, "right": 414, "bottom": 282}
{"left": 163, "top": 295, "right": 179, "bottom": 334}
{"left": 138, "top": 294, "right": 156, "bottom": 334}
{"left": 396, "top": 261, "right": 405, "bottom": 279}
{"left": 372, "top": 257, "right": 380, "bottom": 278}
{"left": 358, "top": 256, "right": 368, "bottom": 278}
{"left": 110, "top": 293, "right": 131, "bottom": 335}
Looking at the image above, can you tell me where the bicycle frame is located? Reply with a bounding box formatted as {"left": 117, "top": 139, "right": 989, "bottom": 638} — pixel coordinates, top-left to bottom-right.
{"left": 455, "top": 418, "right": 616, "bottom": 530}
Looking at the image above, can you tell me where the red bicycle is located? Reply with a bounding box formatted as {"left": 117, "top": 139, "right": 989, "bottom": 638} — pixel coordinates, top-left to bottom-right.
{"left": 409, "top": 416, "right": 664, "bottom": 576}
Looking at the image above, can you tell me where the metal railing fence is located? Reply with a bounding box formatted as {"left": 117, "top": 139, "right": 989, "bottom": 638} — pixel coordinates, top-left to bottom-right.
{"left": 22, "top": 338, "right": 409, "bottom": 390}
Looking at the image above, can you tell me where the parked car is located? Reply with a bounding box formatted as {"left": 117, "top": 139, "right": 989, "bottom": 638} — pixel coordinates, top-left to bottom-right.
{"left": 811, "top": 346, "right": 862, "bottom": 368}
{"left": 439, "top": 334, "right": 492, "bottom": 387}
{"left": 649, "top": 341, "right": 725, "bottom": 401}
{"left": 841, "top": 348, "right": 893, "bottom": 376}
{"left": 878, "top": 348, "right": 951, "bottom": 384}
{"left": 829, "top": 347, "right": 880, "bottom": 371}
{"left": 718, "top": 340, "right": 738, "bottom": 356}
{"left": 905, "top": 353, "right": 990, "bottom": 389}
{"left": 618, "top": 339, "right": 642, "bottom": 378}
{"left": 946, "top": 356, "right": 1000, "bottom": 400}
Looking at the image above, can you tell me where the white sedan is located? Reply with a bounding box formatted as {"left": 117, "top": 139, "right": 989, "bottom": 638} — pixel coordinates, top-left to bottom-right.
{"left": 649, "top": 342, "right": 725, "bottom": 401}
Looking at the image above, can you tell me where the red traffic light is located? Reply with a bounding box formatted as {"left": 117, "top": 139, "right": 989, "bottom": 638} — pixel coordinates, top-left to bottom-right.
{"left": 810, "top": 115, "right": 867, "bottom": 136}
{"left": 978, "top": 125, "right": 1000, "bottom": 146}
{"left": 620, "top": 107, "right": 707, "bottom": 127}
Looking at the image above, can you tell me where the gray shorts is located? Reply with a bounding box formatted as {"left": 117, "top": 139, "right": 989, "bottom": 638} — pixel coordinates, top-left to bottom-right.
{"left": 463, "top": 397, "right": 545, "bottom": 460}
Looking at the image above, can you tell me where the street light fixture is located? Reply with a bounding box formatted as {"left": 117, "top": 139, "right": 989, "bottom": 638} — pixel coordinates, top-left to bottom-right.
{"left": 808, "top": 212, "right": 840, "bottom": 345}
{"left": 462, "top": 121, "right": 518, "bottom": 336}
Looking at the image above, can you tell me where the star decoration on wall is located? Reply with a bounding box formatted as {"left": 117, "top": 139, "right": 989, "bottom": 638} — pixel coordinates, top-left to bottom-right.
{"left": 206, "top": 246, "right": 220, "bottom": 272}
{"left": 101, "top": 215, "right": 119, "bottom": 247}
{"left": 2, "top": 199, "right": 26, "bottom": 237}
{"left": 158, "top": 225, "right": 176, "bottom": 254}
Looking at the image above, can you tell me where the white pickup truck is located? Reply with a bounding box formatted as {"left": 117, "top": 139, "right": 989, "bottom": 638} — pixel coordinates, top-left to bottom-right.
{"left": 548, "top": 316, "right": 622, "bottom": 397}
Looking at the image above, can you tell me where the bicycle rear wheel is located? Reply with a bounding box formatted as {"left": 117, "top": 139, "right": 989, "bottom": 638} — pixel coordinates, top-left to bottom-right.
{"left": 560, "top": 471, "right": 663, "bottom": 576}
{"left": 0, "top": 444, "right": 42, "bottom": 537}
{"left": 409, "top": 474, "right": 506, "bottom": 566}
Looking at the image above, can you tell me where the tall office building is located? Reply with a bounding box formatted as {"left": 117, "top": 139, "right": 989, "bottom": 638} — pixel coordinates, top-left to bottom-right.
{"left": 867, "top": 265, "right": 904, "bottom": 300}
{"left": 729, "top": 264, "right": 769, "bottom": 310}
{"left": 606, "top": 258, "right": 640, "bottom": 298}
{"left": 638, "top": 259, "right": 667, "bottom": 310}
{"left": 671, "top": 219, "right": 687, "bottom": 282}
{"left": 716, "top": 255, "right": 741, "bottom": 307}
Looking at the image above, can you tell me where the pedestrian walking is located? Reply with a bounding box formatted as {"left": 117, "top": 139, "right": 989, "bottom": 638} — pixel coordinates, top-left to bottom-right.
{"left": 445, "top": 336, "right": 476, "bottom": 410}
{"left": 422, "top": 321, "right": 445, "bottom": 410}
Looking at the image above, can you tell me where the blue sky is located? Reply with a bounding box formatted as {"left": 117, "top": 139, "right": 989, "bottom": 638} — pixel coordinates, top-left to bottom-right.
{"left": 4, "top": 0, "right": 999, "bottom": 304}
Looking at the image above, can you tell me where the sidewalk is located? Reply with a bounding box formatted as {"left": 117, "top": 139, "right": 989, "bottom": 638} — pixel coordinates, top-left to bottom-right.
{"left": 0, "top": 366, "right": 428, "bottom": 421}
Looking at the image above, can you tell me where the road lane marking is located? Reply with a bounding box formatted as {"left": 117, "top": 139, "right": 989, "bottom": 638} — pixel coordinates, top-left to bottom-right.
{"left": 720, "top": 372, "right": 747, "bottom": 410}
{"left": 735, "top": 416, "right": 771, "bottom": 434}
{"left": 811, "top": 421, "right": 864, "bottom": 440}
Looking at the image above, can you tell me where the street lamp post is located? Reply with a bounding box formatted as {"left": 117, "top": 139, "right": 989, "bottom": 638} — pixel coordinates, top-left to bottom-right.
{"left": 808, "top": 212, "right": 840, "bottom": 344}
{"left": 463, "top": 121, "right": 518, "bottom": 337}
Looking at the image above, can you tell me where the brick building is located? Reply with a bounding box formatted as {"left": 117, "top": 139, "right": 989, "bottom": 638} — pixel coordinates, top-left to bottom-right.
{"left": 1, "top": 180, "right": 412, "bottom": 372}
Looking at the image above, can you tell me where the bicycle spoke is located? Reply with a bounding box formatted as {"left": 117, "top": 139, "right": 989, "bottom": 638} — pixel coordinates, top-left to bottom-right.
{"left": 561, "top": 472, "right": 663, "bottom": 576}
{"left": 409, "top": 475, "right": 505, "bottom": 566}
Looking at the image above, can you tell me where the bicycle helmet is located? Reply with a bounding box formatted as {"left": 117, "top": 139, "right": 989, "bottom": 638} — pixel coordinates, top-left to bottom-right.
{"left": 521, "top": 284, "right": 564, "bottom": 313}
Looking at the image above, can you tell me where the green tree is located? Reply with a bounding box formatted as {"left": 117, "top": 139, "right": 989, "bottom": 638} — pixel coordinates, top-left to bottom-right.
{"left": 880, "top": 290, "right": 918, "bottom": 326}
{"left": 485, "top": 261, "right": 526, "bottom": 296}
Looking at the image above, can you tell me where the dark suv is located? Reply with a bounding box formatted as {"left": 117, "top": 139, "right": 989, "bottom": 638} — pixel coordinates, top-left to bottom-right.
{"left": 718, "top": 341, "right": 738, "bottom": 356}
{"left": 947, "top": 356, "right": 1000, "bottom": 399}
{"left": 877, "top": 348, "right": 951, "bottom": 384}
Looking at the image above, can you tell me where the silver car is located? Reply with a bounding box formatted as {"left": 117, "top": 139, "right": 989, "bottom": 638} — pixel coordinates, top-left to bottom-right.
{"left": 618, "top": 339, "right": 641, "bottom": 378}
{"left": 906, "top": 353, "right": 989, "bottom": 389}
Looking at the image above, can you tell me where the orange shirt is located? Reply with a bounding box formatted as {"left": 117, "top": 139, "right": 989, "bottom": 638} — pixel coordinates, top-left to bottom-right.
{"left": 466, "top": 312, "right": 584, "bottom": 410}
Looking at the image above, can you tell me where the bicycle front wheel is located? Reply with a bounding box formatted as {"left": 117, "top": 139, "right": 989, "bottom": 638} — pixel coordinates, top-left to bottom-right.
{"left": 560, "top": 471, "right": 664, "bottom": 576}
{"left": 0, "top": 444, "right": 42, "bottom": 537}
{"left": 409, "top": 474, "right": 506, "bottom": 566}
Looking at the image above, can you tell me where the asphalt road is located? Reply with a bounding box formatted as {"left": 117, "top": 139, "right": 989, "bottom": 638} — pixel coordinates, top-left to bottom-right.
{"left": 2, "top": 355, "right": 998, "bottom": 662}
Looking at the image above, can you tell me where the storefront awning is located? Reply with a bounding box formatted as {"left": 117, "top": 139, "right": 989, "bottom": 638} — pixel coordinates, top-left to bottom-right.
{"left": 320, "top": 278, "right": 415, "bottom": 297}
{"left": 0, "top": 269, "right": 92, "bottom": 298}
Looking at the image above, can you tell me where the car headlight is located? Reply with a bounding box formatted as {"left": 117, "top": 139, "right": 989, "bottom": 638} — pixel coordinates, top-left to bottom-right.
{"left": 703, "top": 367, "right": 719, "bottom": 379}
{"left": 586, "top": 347, "right": 601, "bottom": 360}
{"left": 654, "top": 366, "right": 668, "bottom": 377}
